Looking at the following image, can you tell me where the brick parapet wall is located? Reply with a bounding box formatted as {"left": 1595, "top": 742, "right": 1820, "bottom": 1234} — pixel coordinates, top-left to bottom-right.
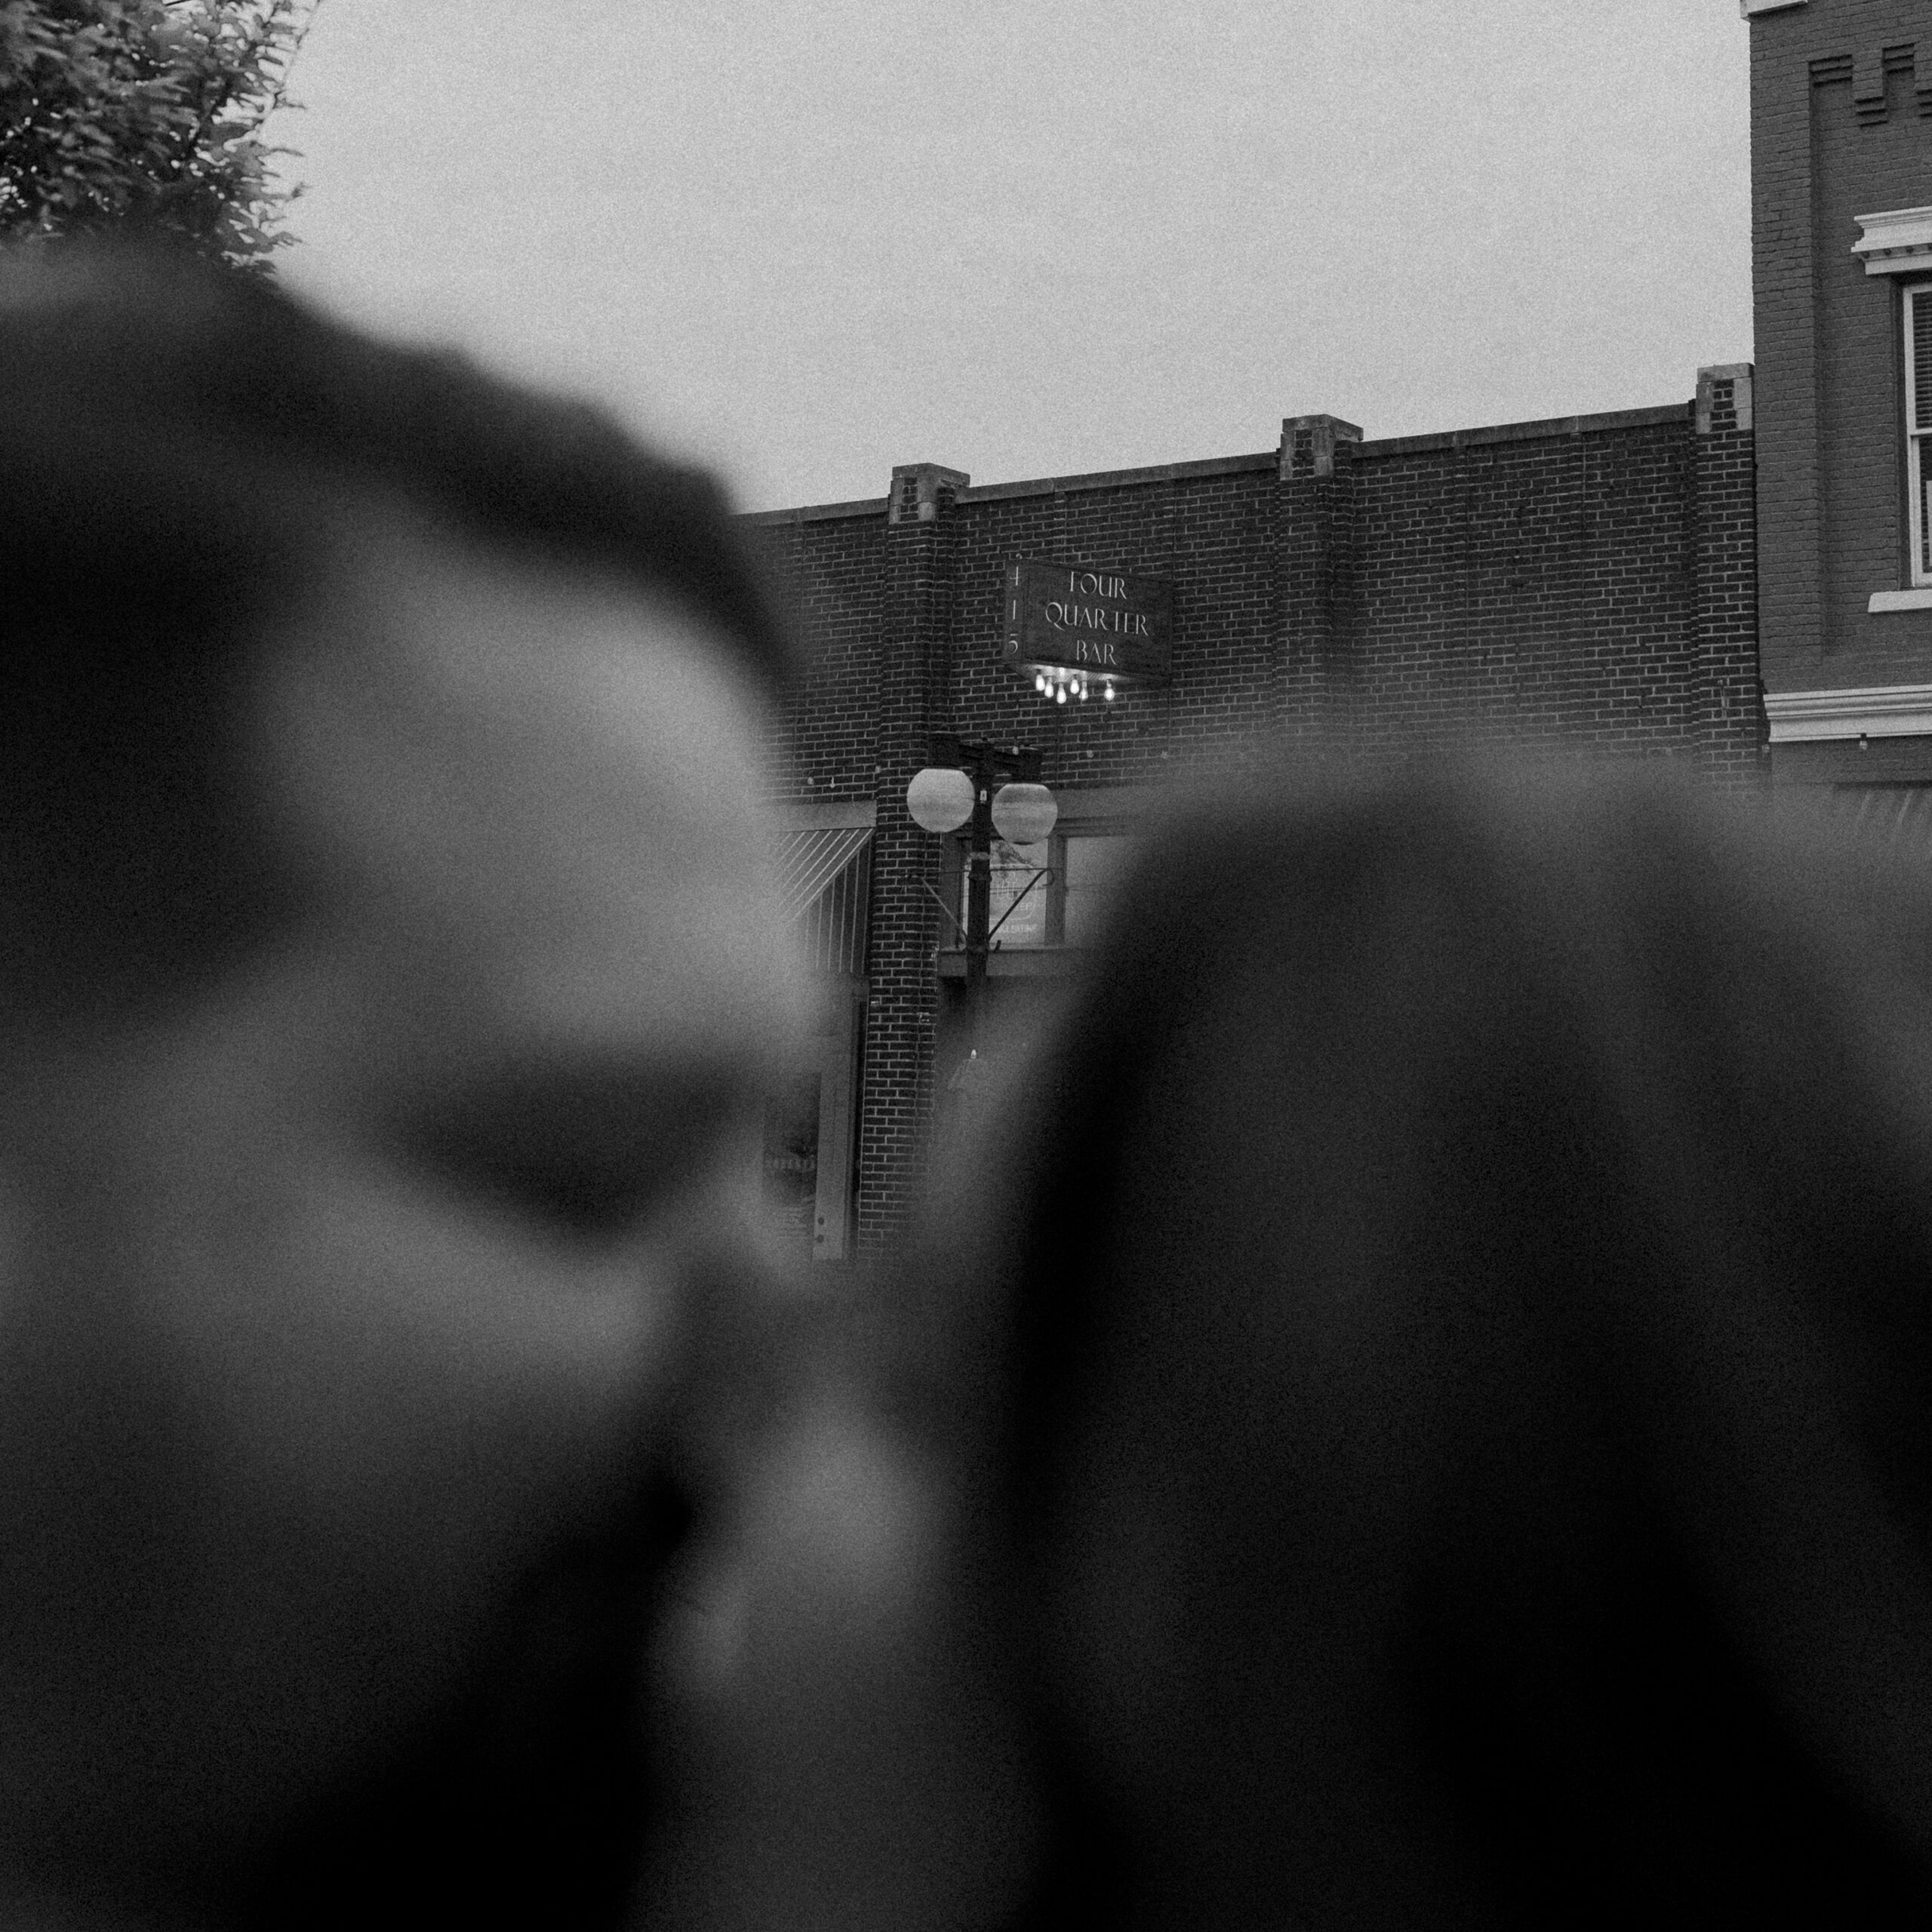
{"left": 747, "top": 511, "right": 884, "bottom": 804}
{"left": 1694, "top": 368, "right": 1767, "bottom": 787}
{"left": 1278, "top": 419, "right": 1362, "bottom": 748}
{"left": 1347, "top": 415, "right": 1706, "bottom": 768}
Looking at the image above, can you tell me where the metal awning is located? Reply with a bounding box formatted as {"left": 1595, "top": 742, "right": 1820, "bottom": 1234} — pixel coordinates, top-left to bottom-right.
{"left": 773, "top": 826, "right": 873, "bottom": 976}
{"left": 774, "top": 826, "right": 872, "bottom": 918}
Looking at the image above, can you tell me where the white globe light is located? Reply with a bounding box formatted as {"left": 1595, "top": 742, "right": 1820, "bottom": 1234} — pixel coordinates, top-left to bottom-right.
{"left": 906, "top": 765, "right": 974, "bottom": 834}
{"left": 991, "top": 781, "right": 1057, "bottom": 847}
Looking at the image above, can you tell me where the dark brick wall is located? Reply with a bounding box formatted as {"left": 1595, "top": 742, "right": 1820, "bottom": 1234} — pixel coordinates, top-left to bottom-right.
{"left": 1752, "top": 0, "right": 1932, "bottom": 720}
{"left": 945, "top": 466, "right": 1286, "bottom": 798}
{"left": 1347, "top": 419, "right": 1697, "bottom": 761}
{"left": 748, "top": 388, "right": 1761, "bottom": 1253}
{"left": 1696, "top": 371, "right": 1767, "bottom": 782}
{"left": 749, "top": 509, "right": 884, "bottom": 802}
{"left": 1752, "top": 3, "right": 1826, "bottom": 688}
{"left": 853, "top": 493, "right": 942, "bottom": 1252}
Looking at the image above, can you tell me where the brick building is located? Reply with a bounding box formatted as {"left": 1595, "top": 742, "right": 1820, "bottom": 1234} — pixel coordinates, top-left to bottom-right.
{"left": 746, "top": 384, "right": 1763, "bottom": 1261}
{"left": 1748, "top": 0, "right": 1932, "bottom": 814}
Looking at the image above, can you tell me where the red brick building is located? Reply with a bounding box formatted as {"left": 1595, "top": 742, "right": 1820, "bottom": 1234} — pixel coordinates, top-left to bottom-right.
{"left": 747, "top": 385, "right": 1763, "bottom": 1260}
{"left": 1749, "top": 0, "right": 1932, "bottom": 811}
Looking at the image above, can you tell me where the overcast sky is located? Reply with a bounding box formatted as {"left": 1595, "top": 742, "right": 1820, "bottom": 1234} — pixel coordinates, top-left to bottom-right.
{"left": 271, "top": 2, "right": 1752, "bottom": 513}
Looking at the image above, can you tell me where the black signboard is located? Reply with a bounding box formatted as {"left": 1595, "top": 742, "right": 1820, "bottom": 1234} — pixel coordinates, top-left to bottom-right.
{"left": 1001, "top": 560, "right": 1175, "bottom": 686}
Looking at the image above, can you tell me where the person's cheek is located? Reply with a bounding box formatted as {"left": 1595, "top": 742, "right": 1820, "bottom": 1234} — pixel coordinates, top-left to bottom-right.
{"left": 209, "top": 1156, "right": 669, "bottom": 1564}
{"left": 8, "top": 1145, "right": 674, "bottom": 1888}
{"left": 639, "top": 1395, "right": 1042, "bottom": 1932}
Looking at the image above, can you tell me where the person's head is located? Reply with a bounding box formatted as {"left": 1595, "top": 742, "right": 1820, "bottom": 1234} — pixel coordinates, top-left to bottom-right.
{"left": 0, "top": 245, "right": 805, "bottom": 1926}
{"left": 959, "top": 763, "right": 1932, "bottom": 1927}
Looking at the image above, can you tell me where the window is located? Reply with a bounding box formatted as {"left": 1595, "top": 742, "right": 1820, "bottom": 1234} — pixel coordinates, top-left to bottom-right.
{"left": 1060, "top": 833, "right": 1137, "bottom": 947}
{"left": 1853, "top": 215, "right": 1932, "bottom": 607}
{"left": 944, "top": 828, "right": 1139, "bottom": 951}
{"left": 1908, "top": 284, "right": 1932, "bottom": 586}
{"left": 987, "top": 837, "right": 1051, "bottom": 946}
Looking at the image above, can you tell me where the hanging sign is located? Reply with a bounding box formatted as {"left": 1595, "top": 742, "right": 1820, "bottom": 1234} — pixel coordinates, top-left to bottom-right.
{"left": 1001, "top": 560, "right": 1175, "bottom": 686}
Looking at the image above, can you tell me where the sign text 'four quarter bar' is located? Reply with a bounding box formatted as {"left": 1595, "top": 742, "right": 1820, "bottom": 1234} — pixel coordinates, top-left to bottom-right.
{"left": 1004, "top": 560, "right": 1176, "bottom": 686}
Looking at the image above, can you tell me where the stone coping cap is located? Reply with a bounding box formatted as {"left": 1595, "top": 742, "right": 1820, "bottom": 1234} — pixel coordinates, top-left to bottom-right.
{"left": 742, "top": 401, "right": 1700, "bottom": 525}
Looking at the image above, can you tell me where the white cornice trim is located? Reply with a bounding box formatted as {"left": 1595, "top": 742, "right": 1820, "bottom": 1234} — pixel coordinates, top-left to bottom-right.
{"left": 1765, "top": 683, "right": 1932, "bottom": 743}
{"left": 1740, "top": 0, "right": 1805, "bottom": 14}
{"left": 1853, "top": 207, "right": 1932, "bottom": 276}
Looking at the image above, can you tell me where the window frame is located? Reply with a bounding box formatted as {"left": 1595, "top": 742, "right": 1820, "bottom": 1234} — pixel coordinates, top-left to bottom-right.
{"left": 941, "top": 831, "right": 1062, "bottom": 951}
{"left": 1055, "top": 826, "right": 1141, "bottom": 951}
{"left": 1906, "top": 281, "right": 1932, "bottom": 588}
{"left": 939, "top": 816, "right": 1139, "bottom": 955}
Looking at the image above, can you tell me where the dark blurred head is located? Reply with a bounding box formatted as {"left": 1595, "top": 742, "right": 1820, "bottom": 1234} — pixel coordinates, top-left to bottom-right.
{"left": 937, "top": 761, "right": 1932, "bottom": 1928}
{"left": 0, "top": 245, "right": 804, "bottom": 1928}
{"left": 0, "top": 241, "right": 790, "bottom": 1014}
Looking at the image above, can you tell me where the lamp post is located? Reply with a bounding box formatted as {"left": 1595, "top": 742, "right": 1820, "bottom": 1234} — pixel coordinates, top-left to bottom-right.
{"left": 906, "top": 732, "right": 1057, "bottom": 1065}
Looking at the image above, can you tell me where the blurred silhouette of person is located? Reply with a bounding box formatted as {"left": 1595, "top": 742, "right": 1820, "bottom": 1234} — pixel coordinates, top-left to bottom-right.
{"left": 968, "top": 758, "right": 1932, "bottom": 1927}
{"left": 0, "top": 245, "right": 820, "bottom": 1930}
{"left": 686, "top": 757, "right": 1932, "bottom": 1930}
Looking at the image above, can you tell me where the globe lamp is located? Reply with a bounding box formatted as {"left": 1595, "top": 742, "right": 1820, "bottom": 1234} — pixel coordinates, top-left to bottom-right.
{"left": 906, "top": 765, "right": 975, "bottom": 835}
{"left": 991, "top": 781, "right": 1057, "bottom": 848}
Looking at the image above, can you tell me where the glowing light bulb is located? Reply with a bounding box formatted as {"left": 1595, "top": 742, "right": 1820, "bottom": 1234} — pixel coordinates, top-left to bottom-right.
{"left": 1104, "top": 680, "right": 1115, "bottom": 701}
{"left": 1056, "top": 686, "right": 1067, "bottom": 704}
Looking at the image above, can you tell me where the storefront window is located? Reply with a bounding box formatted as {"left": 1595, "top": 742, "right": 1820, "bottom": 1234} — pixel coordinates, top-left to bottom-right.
{"left": 945, "top": 828, "right": 1140, "bottom": 950}
{"left": 1062, "top": 833, "right": 1137, "bottom": 946}
{"left": 989, "top": 838, "right": 1051, "bottom": 946}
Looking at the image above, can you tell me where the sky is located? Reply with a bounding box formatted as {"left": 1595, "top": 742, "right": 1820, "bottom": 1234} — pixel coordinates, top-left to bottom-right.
{"left": 270, "top": 2, "right": 1754, "bottom": 514}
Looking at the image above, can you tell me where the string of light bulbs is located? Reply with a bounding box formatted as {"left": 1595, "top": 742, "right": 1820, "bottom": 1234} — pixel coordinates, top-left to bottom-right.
{"left": 1032, "top": 666, "right": 1116, "bottom": 704}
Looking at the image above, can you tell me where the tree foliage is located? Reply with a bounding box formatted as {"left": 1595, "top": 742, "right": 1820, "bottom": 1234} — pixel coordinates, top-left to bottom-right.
{"left": 0, "top": 0, "right": 318, "bottom": 275}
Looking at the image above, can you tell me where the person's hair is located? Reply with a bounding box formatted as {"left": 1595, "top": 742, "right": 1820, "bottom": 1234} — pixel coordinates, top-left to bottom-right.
{"left": 0, "top": 242, "right": 789, "bottom": 1014}
{"left": 936, "top": 762, "right": 1932, "bottom": 1927}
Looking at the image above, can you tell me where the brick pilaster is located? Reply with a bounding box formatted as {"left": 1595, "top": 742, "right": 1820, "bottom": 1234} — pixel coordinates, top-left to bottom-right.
{"left": 856, "top": 463, "right": 968, "bottom": 1254}
{"left": 1748, "top": 5, "right": 1823, "bottom": 686}
{"left": 1692, "top": 365, "right": 1767, "bottom": 787}
{"left": 1277, "top": 414, "right": 1363, "bottom": 748}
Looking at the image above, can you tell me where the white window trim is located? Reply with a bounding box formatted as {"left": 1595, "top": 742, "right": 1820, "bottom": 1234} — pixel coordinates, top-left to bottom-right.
{"left": 1906, "top": 284, "right": 1932, "bottom": 589}
{"left": 1764, "top": 683, "right": 1932, "bottom": 743}
{"left": 1853, "top": 208, "right": 1932, "bottom": 277}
